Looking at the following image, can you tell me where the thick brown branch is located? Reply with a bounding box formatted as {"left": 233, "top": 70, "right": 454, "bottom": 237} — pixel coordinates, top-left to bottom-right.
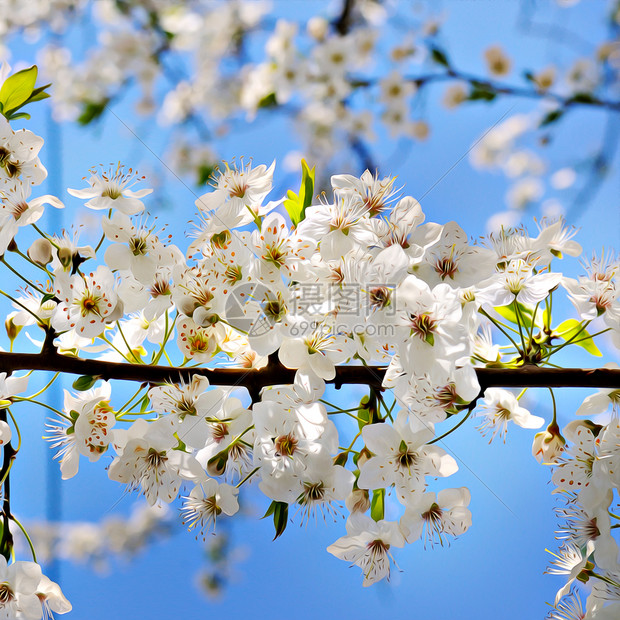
{"left": 0, "top": 409, "right": 14, "bottom": 561}
{"left": 0, "top": 351, "right": 619, "bottom": 391}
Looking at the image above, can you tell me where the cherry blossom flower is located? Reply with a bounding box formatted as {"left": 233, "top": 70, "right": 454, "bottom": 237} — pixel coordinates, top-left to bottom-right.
{"left": 35, "top": 574, "right": 72, "bottom": 618}
{"left": 399, "top": 487, "right": 472, "bottom": 547}
{"left": 68, "top": 163, "right": 152, "bottom": 215}
{"left": 357, "top": 412, "right": 458, "bottom": 505}
{"left": 109, "top": 418, "right": 205, "bottom": 505}
{"left": 476, "top": 388, "right": 544, "bottom": 443}
{"left": 0, "top": 116, "right": 46, "bottom": 189}
{"left": 546, "top": 541, "right": 595, "bottom": 605}
{"left": 181, "top": 479, "right": 239, "bottom": 538}
{"left": 52, "top": 265, "right": 123, "bottom": 338}
{"left": 0, "top": 557, "right": 45, "bottom": 619}
{"left": 194, "top": 160, "right": 276, "bottom": 227}
{"left": 326, "top": 513, "right": 405, "bottom": 586}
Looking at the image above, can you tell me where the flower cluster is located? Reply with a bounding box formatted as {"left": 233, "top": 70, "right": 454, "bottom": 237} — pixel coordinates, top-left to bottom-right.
{"left": 0, "top": 104, "right": 618, "bottom": 617}
{"left": 0, "top": 1, "right": 615, "bottom": 229}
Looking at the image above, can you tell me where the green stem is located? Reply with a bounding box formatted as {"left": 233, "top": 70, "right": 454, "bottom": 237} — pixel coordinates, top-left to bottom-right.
{"left": 590, "top": 572, "right": 620, "bottom": 588}
{"left": 23, "top": 372, "right": 60, "bottom": 399}
{"left": 0, "top": 257, "right": 48, "bottom": 297}
{"left": 6, "top": 410, "right": 20, "bottom": 452}
{"left": 116, "top": 386, "right": 147, "bottom": 415}
{"left": 0, "top": 290, "right": 44, "bottom": 327}
{"left": 236, "top": 466, "right": 260, "bottom": 488}
{"left": 548, "top": 388, "right": 557, "bottom": 426}
{"left": 10, "top": 516, "right": 36, "bottom": 562}
{"left": 116, "top": 321, "right": 142, "bottom": 364}
{"left": 12, "top": 397, "right": 71, "bottom": 421}
{"left": 479, "top": 308, "right": 521, "bottom": 352}
{"left": 512, "top": 300, "right": 527, "bottom": 352}
{"left": 98, "top": 334, "right": 135, "bottom": 364}
{"left": 428, "top": 403, "right": 475, "bottom": 445}
{"left": 31, "top": 223, "right": 60, "bottom": 249}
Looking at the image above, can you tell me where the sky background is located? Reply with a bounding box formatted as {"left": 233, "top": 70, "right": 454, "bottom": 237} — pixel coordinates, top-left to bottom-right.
{"left": 2, "top": 0, "right": 620, "bottom": 618}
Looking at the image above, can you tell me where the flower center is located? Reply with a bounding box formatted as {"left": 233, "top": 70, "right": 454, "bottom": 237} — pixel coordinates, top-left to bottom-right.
{"left": 369, "top": 287, "right": 391, "bottom": 310}
{"left": 434, "top": 383, "right": 459, "bottom": 412}
{"left": 145, "top": 448, "right": 167, "bottom": 468}
{"left": 275, "top": 433, "right": 298, "bottom": 457}
{"left": 435, "top": 256, "right": 458, "bottom": 280}
{"left": 366, "top": 539, "right": 389, "bottom": 554}
{"left": 0, "top": 148, "right": 20, "bottom": 178}
{"left": 79, "top": 292, "right": 102, "bottom": 316}
{"left": 301, "top": 481, "right": 326, "bottom": 504}
{"left": 408, "top": 312, "right": 437, "bottom": 344}
{"left": 397, "top": 440, "right": 417, "bottom": 469}
{"left": 211, "top": 230, "right": 231, "bottom": 249}
{"left": 10, "top": 201, "right": 29, "bottom": 221}
{"left": 211, "top": 422, "right": 229, "bottom": 442}
{"left": 102, "top": 184, "right": 122, "bottom": 200}
{"left": 129, "top": 235, "right": 149, "bottom": 256}
{"left": 0, "top": 583, "right": 14, "bottom": 605}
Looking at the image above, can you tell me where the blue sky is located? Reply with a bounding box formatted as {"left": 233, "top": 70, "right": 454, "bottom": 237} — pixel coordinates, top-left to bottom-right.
{"left": 3, "top": 0, "right": 620, "bottom": 618}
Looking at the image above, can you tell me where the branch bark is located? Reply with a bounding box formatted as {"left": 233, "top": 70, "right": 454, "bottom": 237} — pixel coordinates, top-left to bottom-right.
{"left": 0, "top": 351, "right": 618, "bottom": 391}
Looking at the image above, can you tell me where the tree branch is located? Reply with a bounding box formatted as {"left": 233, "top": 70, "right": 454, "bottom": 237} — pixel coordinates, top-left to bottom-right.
{"left": 0, "top": 351, "right": 618, "bottom": 391}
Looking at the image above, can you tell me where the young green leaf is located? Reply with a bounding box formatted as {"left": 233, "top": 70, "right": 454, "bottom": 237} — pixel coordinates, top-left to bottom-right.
{"left": 262, "top": 500, "right": 289, "bottom": 540}
{"left": 0, "top": 65, "right": 38, "bottom": 116}
{"left": 370, "top": 488, "right": 385, "bottom": 522}
{"left": 495, "top": 302, "right": 537, "bottom": 329}
{"left": 283, "top": 159, "right": 315, "bottom": 226}
{"left": 72, "top": 375, "right": 100, "bottom": 391}
{"left": 553, "top": 319, "right": 602, "bottom": 357}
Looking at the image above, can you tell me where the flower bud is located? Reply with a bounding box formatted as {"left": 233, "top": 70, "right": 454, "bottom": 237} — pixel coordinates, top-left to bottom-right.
{"left": 346, "top": 488, "right": 370, "bottom": 514}
{"left": 5, "top": 314, "right": 21, "bottom": 344}
{"left": 333, "top": 451, "right": 348, "bottom": 467}
{"left": 57, "top": 246, "right": 74, "bottom": 271}
{"left": 307, "top": 16, "right": 328, "bottom": 41}
{"left": 0, "top": 420, "right": 11, "bottom": 446}
{"left": 484, "top": 45, "right": 512, "bottom": 76}
{"left": 357, "top": 447, "right": 372, "bottom": 468}
{"left": 28, "top": 238, "right": 53, "bottom": 265}
{"left": 532, "top": 421, "right": 565, "bottom": 464}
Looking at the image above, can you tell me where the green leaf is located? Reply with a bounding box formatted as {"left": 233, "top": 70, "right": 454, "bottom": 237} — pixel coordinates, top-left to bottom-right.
{"left": 6, "top": 112, "right": 30, "bottom": 121}
{"left": 569, "top": 92, "right": 598, "bottom": 105}
{"left": 78, "top": 100, "right": 108, "bottom": 125}
{"left": 72, "top": 375, "right": 99, "bottom": 391}
{"left": 139, "top": 394, "right": 150, "bottom": 413}
{"left": 370, "top": 489, "right": 385, "bottom": 522}
{"left": 430, "top": 47, "right": 450, "bottom": 67}
{"left": 554, "top": 319, "right": 602, "bottom": 357}
{"left": 262, "top": 501, "right": 289, "bottom": 540}
{"left": 196, "top": 164, "right": 215, "bottom": 187}
{"left": 257, "top": 92, "right": 277, "bottom": 109}
{"left": 0, "top": 66, "right": 37, "bottom": 115}
{"left": 357, "top": 394, "right": 370, "bottom": 430}
{"left": 27, "top": 83, "right": 52, "bottom": 103}
{"left": 495, "top": 302, "right": 537, "bottom": 329}
{"left": 539, "top": 109, "right": 564, "bottom": 128}
{"left": 523, "top": 70, "right": 535, "bottom": 83}
{"left": 468, "top": 82, "right": 497, "bottom": 102}
{"left": 283, "top": 159, "right": 315, "bottom": 226}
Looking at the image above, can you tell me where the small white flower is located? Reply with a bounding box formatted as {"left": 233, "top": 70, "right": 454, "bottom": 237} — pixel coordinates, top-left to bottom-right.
{"left": 181, "top": 479, "right": 239, "bottom": 538}
{"left": 68, "top": 163, "right": 152, "bottom": 215}
{"left": 476, "top": 388, "right": 544, "bottom": 443}
{"left": 326, "top": 513, "right": 405, "bottom": 587}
